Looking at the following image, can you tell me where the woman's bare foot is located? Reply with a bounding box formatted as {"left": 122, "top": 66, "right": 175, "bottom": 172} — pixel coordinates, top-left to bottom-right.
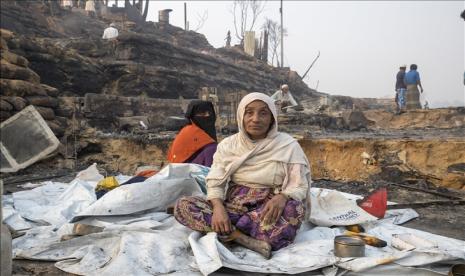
{"left": 228, "top": 230, "right": 272, "bottom": 259}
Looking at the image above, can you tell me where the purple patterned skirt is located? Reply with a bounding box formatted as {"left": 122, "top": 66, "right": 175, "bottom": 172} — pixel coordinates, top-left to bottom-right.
{"left": 174, "top": 184, "right": 305, "bottom": 251}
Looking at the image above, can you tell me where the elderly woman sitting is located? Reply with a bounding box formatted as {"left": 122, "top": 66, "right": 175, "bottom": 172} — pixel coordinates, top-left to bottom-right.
{"left": 174, "top": 92, "right": 311, "bottom": 259}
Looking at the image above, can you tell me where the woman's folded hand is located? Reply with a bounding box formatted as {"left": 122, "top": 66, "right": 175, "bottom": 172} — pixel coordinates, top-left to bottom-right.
{"left": 261, "top": 194, "right": 288, "bottom": 225}
{"left": 211, "top": 199, "right": 232, "bottom": 235}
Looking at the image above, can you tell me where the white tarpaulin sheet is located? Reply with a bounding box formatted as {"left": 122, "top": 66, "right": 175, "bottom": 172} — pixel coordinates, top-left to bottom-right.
{"left": 71, "top": 164, "right": 205, "bottom": 221}
{"left": 2, "top": 164, "right": 464, "bottom": 275}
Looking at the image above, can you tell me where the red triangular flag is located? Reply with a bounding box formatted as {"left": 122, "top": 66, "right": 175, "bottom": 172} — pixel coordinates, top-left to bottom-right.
{"left": 357, "top": 187, "right": 387, "bottom": 219}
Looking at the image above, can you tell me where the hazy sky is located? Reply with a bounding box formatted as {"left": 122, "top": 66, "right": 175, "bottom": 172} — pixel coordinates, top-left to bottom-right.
{"left": 128, "top": 1, "right": 464, "bottom": 107}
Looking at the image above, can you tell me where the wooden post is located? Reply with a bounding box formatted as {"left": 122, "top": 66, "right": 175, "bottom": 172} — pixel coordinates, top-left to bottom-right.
{"left": 280, "top": 0, "right": 283, "bottom": 67}
{"left": 263, "top": 30, "right": 268, "bottom": 62}
{"left": 184, "top": 2, "right": 187, "bottom": 30}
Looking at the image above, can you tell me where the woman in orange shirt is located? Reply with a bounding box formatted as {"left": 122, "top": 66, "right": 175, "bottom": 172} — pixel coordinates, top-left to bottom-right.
{"left": 167, "top": 100, "right": 217, "bottom": 167}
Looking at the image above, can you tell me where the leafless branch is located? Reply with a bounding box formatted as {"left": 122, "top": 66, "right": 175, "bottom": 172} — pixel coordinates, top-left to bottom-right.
{"left": 262, "top": 17, "right": 287, "bottom": 67}
{"left": 230, "top": 0, "right": 267, "bottom": 44}
{"left": 248, "top": 0, "right": 266, "bottom": 32}
{"left": 192, "top": 10, "right": 209, "bottom": 32}
{"left": 230, "top": 1, "right": 242, "bottom": 41}
{"left": 241, "top": 1, "right": 248, "bottom": 39}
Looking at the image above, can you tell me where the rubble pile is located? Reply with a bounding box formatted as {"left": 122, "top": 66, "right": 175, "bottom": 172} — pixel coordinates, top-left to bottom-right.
{"left": 0, "top": 1, "right": 463, "bottom": 191}
{"left": 0, "top": 29, "right": 66, "bottom": 137}
{"left": 0, "top": 1, "right": 320, "bottom": 101}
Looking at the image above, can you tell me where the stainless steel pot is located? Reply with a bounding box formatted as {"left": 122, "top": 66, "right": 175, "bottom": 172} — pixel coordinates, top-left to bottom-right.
{"left": 334, "top": 235, "right": 365, "bottom": 257}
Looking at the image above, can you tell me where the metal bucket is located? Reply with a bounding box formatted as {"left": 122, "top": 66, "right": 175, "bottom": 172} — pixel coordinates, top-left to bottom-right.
{"left": 334, "top": 235, "right": 365, "bottom": 257}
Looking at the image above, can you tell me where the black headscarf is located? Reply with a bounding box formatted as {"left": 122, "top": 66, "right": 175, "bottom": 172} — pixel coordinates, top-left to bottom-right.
{"left": 185, "top": 100, "right": 217, "bottom": 141}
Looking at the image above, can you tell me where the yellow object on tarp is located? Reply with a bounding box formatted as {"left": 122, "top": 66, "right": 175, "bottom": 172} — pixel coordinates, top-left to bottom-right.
{"left": 95, "top": 176, "right": 119, "bottom": 191}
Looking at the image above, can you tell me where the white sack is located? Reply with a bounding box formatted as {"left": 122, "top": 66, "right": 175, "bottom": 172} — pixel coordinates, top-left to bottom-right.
{"left": 309, "top": 188, "right": 378, "bottom": 226}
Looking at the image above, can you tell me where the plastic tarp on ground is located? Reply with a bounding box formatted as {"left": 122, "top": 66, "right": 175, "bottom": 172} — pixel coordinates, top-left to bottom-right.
{"left": 2, "top": 164, "right": 464, "bottom": 276}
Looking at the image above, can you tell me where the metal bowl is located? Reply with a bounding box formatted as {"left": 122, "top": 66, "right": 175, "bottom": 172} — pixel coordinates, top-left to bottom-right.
{"left": 334, "top": 235, "right": 365, "bottom": 257}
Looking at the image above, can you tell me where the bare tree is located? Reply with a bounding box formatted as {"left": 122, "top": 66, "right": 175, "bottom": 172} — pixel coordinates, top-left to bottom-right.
{"left": 262, "top": 18, "right": 287, "bottom": 67}
{"left": 123, "top": 0, "right": 149, "bottom": 21}
{"left": 230, "top": 0, "right": 266, "bottom": 44}
{"left": 142, "top": 0, "right": 149, "bottom": 20}
{"left": 192, "top": 10, "right": 209, "bottom": 32}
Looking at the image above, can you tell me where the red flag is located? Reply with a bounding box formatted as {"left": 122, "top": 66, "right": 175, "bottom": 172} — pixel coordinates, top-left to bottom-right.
{"left": 357, "top": 187, "right": 387, "bottom": 219}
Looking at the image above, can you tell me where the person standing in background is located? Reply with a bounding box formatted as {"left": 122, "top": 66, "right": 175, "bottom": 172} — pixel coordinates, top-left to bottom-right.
{"left": 404, "top": 64, "right": 424, "bottom": 110}
{"left": 395, "top": 65, "right": 407, "bottom": 114}
{"left": 102, "top": 22, "right": 119, "bottom": 55}
{"left": 85, "top": 0, "right": 96, "bottom": 17}
{"left": 102, "top": 22, "right": 119, "bottom": 40}
{"left": 62, "top": 0, "right": 72, "bottom": 10}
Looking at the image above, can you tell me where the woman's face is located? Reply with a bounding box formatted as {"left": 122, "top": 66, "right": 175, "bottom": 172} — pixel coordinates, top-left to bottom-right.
{"left": 243, "top": 100, "right": 273, "bottom": 140}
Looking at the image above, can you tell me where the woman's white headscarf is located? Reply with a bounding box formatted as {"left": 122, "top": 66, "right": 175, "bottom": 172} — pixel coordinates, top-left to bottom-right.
{"left": 206, "top": 92, "right": 310, "bottom": 200}
{"left": 236, "top": 92, "right": 279, "bottom": 142}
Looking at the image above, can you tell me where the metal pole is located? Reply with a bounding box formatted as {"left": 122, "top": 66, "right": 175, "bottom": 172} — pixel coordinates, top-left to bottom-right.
{"left": 301, "top": 50, "right": 321, "bottom": 79}
{"left": 280, "top": 0, "right": 283, "bottom": 67}
{"left": 184, "top": 2, "right": 187, "bottom": 30}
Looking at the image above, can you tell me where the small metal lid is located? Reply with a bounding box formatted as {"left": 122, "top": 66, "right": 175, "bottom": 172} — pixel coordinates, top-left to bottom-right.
{"left": 334, "top": 235, "right": 365, "bottom": 246}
